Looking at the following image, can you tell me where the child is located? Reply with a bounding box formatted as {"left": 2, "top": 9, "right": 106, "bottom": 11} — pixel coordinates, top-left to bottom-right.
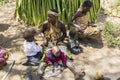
{"left": 0, "top": 48, "right": 9, "bottom": 69}
{"left": 37, "top": 46, "right": 85, "bottom": 79}
{"left": 67, "top": 30, "right": 83, "bottom": 54}
{"left": 22, "top": 28, "right": 43, "bottom": 66}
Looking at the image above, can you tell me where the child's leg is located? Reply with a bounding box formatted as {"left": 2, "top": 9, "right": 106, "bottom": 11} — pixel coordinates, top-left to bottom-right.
{"left": 22, "top": 56, "right": 39, "bottom": 66}
{"left": 35, "top": 52, "right": 43, "bottom": 60}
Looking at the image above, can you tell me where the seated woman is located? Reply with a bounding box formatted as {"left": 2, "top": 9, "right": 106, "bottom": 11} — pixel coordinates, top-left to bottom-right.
{"left": 37, "top": 46, "right": 85, "bottom": 80}
{"left": 40, "top": 9, "right": 72, "bottom": 60}
{"left": 68, "top": 0, "right": 102, "bottom": 40}
{"left": 40, "top": 9, "right": 66, "bottom": 47}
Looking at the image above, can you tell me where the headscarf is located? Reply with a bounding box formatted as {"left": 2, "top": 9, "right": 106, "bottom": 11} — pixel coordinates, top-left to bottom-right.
{"left": 48, "top": 10, "right": 59, "bottom": 17}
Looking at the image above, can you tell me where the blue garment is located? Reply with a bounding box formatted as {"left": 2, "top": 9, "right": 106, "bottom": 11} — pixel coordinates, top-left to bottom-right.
{"left": 67, "top": 38, "right": 82, "bottom": 54}
{"left": 67, "top": 38, "right": 78, "bottom": 50}
{"left": 27, "top": 52, "right": 42, "bottom": 63}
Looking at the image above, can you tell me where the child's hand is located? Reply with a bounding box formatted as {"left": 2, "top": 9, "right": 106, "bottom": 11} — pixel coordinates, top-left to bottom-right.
{"left": 50, "top": 65, "right": 54, "bottom": 69}
{"left": 58, "top": 65, "right": 62, "bottom": 71}
{"left": 74, "top": 24, "right": 84, "bottom": 33}
{"left": 50, "top": 65, "right": 54, "bottom": 72}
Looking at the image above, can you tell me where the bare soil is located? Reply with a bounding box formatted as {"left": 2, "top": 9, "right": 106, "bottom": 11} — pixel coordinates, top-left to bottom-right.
{"left": 0, "top": 1, "right": 120, "bottom": 80}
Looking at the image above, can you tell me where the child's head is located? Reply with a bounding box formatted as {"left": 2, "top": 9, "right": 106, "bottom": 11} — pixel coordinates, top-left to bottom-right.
{"left": 23, "top": 28, "right": 36, "bottom": 42}
{"left": 69, "top": 30, "right": 77, "bottom": 39}
{"left": 52, "top": 46, "right": 60, "bottom": 57}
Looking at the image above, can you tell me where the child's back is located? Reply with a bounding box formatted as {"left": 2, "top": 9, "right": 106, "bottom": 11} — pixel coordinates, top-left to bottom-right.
{"left": 22, "top": 28, "right": 43, "bottom": 66}
{"left": 67, "top": 30, "right": 82, "bottom": 54}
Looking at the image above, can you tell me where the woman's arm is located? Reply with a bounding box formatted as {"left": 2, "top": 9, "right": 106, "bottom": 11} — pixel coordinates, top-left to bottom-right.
{"left": 68, "top": 11, "right": 80, "bottom": 27}
{"left": 56, "top": 22, "right": 67, "bottom": 43}
{"left": 68, "top": 11, "right": 84, "bottom": 32}
{"left": 40, "top": 22, "right": 48, "bottom": 46}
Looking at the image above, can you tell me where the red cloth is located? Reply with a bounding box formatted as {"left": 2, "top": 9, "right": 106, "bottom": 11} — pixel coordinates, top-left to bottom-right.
{"left": 45, "top": 50, "right": 66, "bottom": 65}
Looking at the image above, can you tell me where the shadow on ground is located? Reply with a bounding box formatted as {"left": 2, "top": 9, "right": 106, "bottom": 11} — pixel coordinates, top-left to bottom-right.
{"left": 0, "top": 24, "right": 10, "bottom": 32}
{"left": 79, "top": 38, "right": 104, "bottom": 49}
{"left": 117, "top": 77, "right": 120, "bottom": 80}
{"left": 0, "top": 33, "right": 22, "bottom": 48}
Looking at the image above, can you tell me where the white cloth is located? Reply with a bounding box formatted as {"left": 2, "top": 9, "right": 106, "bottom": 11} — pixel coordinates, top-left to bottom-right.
{"left": 24, "top": 40, "right": 42, "bottom": 56}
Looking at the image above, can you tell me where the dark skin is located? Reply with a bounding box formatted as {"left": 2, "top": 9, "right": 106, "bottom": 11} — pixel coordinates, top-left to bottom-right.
{"left": 27, "top": 37, "right": 34, "bottom": 42}
{"left": 41, "top": 14, "right": 66, "bottom": 46}
{"left": 68, "top": 6, "right": 91, "bottom": 32}
{"left": 25, "top": 32, "right": 40, "bottom": 45}
{"left": 26, "top": 32, "right": 36, "bottom": 42}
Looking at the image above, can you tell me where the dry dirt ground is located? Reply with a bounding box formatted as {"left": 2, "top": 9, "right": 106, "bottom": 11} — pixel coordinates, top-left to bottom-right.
{"left": 0, "top": 1, "right": 120, "bottom": 80}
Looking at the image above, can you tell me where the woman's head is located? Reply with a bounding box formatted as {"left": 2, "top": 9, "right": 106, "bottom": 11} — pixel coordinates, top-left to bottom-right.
{"left": 81, "top": 0, "right": 92, "bottom": 13}
{"left": 23, "top": 28, "right": 36, "bottom": 42}
{"left": 48, "top": 9, "right": 58, "bottom": 24}
{"left": 52, "top": 46, "right": 61, "bottom": 57}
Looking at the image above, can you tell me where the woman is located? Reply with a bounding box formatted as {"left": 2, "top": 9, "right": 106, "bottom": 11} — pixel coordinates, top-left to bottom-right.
{"left": 40, "top": 9, "right": 66, "bottom": 46}
{"left": 68, "top": 0, "right": 102, "bottom": 40}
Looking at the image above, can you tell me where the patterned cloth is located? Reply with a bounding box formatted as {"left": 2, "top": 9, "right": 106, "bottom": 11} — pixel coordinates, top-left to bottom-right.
{"left": 0, "top": 49, "right": 8, "bottom": 68}
{"left": 74, "top": 10, "right": 101, "bottom": 39}
{"left": 44, "top": 23, "right": 62, "bottom": 42}
{"left": 0, "top": 49, "right": 6, "bottom": 62}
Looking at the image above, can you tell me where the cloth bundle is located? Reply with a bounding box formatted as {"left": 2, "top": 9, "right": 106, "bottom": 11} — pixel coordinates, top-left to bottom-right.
{"left": 0, "top": 49, "right": 8, "bottom": 63}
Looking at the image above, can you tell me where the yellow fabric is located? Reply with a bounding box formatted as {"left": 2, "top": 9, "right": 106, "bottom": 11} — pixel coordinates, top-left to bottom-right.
{"left": 96, "top": 72, "right": 102, "bottom": 80}
{"left": 48, "top": 11, "right": 58, "bottom": 16}
{"left": 84, "top": 26, "right": 100, "bottom": 36}
{"left": 75, "top": 15, "right": 88, "bottom": 29}
{"left": 74, "top": 14, "right": 101, "bottom": 39}
{"left": 44, "top": 23, "right": 61, "bottom": 42}
{"left": 3, "top": 52, "right": 9, "bottom": 60}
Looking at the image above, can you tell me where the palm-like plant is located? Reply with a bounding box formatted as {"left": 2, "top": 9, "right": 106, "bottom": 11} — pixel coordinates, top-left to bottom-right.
{"left": 15, "top": 0, "right": 100, "bottom": 26}
{"left": 0, "top": 0, "right": 8, "bottom": 5}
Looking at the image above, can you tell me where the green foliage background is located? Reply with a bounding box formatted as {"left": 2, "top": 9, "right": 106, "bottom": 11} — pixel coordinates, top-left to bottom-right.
{"left": 0, "top": 0, "right": 8, "bottom": 5}
{"left": 15, "top": 0, "right": 100, "bottom": 26}
{"left": 103, "top": 21, "right": 120, "bottom": 48}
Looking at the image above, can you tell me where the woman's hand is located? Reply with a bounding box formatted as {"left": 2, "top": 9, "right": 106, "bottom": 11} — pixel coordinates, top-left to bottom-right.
{"left": 74, "top": 24, "right": 84, "bottom": 33}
